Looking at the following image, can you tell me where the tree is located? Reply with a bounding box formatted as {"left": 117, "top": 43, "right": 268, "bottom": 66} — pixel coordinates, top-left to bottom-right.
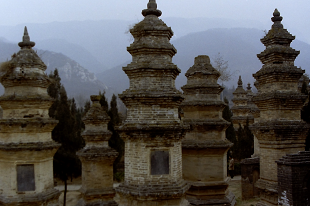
{"left": 301, "top": 79, "right": 310, "bottom": 151}
{"left": 48, "top": 69, "right": 84, "bottom": 206}
{"left": 222, "top": 97, "right": 237, "bottom": 158}
{"left": 212, "top": 52, "right": 233, "bottom": 84}
{"left": 99, "top": 90, "right": 109, "bottom": 113}
{"left": 235, "top": 120, "right": 254, "bottom": 160}
{"left": 108, "top": 94, "right": 124, "bottom": 174}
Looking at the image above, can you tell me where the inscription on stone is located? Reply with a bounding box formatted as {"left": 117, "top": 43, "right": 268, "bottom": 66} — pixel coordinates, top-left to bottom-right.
{"left": 17, "top": 164, "right": 35, "bottom": 191}
{"left": 151, "top": 150, "right": 169, "bottom": 175}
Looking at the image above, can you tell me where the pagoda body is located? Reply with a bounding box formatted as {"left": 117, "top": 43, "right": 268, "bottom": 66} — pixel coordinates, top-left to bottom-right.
{"left": 251, "top": 10, "right": 309, "bottom": 206}
{"left": 0, "top": 28, "right": 60, "bottom": 205}
{"left": 246, "top": 83, "right": 260, "bottom": 157}
{"left": 77, "top": 95, "right": 118, "bottom": 206}
{"left": 115, "top": 1, "right": 189, "bottom": 205}
{"left": 231, "top": 76, "right": 253, "bottom": 129}
{"left": 181, "top": 55, "right": 235, "bottom": 205}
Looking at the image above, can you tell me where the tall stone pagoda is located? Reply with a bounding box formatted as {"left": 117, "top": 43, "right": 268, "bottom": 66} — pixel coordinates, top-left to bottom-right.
{"left": 0, "top": 27, "right": 60, "bottom": 205}
{"left": 76, "top": 95, "right": 118, "bottom": 206}
{"left": 181, "top": 55, "right": 235, "bottom": 205}
{"left": 231, "top": 76, "right": 253, "bottom": 129}
{"left": 251, "top": 9, "right": 309, "bottom": 206}
{"left": 115, "top": 1, "right": 189, "bottom": 205}
{"left": 246, "top": 83, "right": 260, "bottom": 157}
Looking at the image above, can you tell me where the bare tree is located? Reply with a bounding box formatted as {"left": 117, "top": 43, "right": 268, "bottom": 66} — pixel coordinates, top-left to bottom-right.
{"left": 212, "top": 52, "right": 232, "bottom": 84}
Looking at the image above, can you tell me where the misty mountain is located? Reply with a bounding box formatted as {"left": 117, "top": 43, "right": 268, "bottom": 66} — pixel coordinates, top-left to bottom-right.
{"left": 0, "top": 40, "right": 110, "bottom": 106}
{"left": 97, "top": 27, "right": 310, "bottom": 94}
{"left": 0, "top": 17, "right": 273, "bottom": 73}
{"left": 36, "top": 39, "right": 105, "bottom": 74}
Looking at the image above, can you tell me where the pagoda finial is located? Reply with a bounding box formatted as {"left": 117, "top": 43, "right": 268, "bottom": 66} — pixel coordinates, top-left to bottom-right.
{"left": 18, "top": 26, "right": 35, "bottom": 49}
{"left": 247, "top": 83, "right": 252, "bottom": 91}
{"left": 271, "top": 8, "right": 283, "bottom": 29}
{"left": 238, "top": 76, "right": 243, "bottom": 87}
{"left": 142, "top": 0, "right": 162, "bottom": 17}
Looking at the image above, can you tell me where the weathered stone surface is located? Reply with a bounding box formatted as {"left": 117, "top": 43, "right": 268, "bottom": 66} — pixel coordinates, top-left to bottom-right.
{"left": 240, "top": 157, "right": 260, "bottom": 200}
{"left": 276, "top": 151, "right": 310, "bottom": 206}
{"left": 115, "top": 1, "right": 189, "bottom": 205}
{"left": 77, "top": 95, "right": 118, "bottom": 206}
{"left": 231, "top": 76, "right": 253, "bottom": 129}
{"left": 181, "top": 55, "right": 235, "bottom": 205}
{"left": 0, "top": 27, "right": 60, "bottom": 205}
{"left": 250, "top": 9, "right": 310, "bottom": 206}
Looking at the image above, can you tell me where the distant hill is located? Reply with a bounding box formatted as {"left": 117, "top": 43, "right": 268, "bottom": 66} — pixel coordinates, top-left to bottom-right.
{"left": 0, "top": 17, "right": 273, "bottom": 73}
{"left": 36, "top": 39, "right": 105, "bottom": 74}
{"left": 97, "top": 27, "right": 310, "bottom": 93}
{"left": 0, "top": 40, "right": 111, "bottom": 107}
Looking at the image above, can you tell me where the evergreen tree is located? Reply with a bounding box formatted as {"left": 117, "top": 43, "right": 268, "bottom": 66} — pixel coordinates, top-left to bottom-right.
{"left": 108, "top": 94, "right": 124, "bottom": 173}
{"left": 83, "top": 100, "right": 91, "bottom": 116}
{"left": 48, "top": 69, "right": 85, "bottom": 206}
{"left": 301, "top": 80, "right": 310, "bottom": 151}
{"left": 222, "top": 97, "right": 237, "bottom": 158}
{"left": 99, "top": 90, "right": 109, "bottom": 113}
{"left": 235, "top": 120, "right": 254, "bottom": 160}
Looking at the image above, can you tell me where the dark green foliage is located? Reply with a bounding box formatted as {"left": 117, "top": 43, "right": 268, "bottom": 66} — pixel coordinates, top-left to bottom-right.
{"left": 235, "top": 120, "right": 254, "bottom": 160}
{"left": 99, "top": 90, "right": 109, "bottom": 113}
{"left": 301, "top": 81, "right": 310, "bottom": 151}
{"left": 83, "top": 100, "right": 91, "bottom": 116}
{"left": 301, "top": 81, "right": 308, "bottom": 95}
{"left": 222, "top": 97, "right": 237, "bottom": 158}
{"left": 108, "top": 94, "right": 124, "bottom": 174}
{"left": 48, "top": 69, "right": 85, "bottom": 183}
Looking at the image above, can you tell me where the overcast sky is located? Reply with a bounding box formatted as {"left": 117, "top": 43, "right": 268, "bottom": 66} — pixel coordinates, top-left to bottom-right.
{"left": 0, "top": 0, "right": 309, "bottom": 42}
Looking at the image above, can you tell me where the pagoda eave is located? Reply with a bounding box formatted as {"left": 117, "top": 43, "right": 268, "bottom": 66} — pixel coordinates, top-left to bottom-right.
{"left": 182, "top": 139, "right": 233, "bottom": 150}
{"left": 77, "top": 147, "right": 118, "bottom": 159}
{"left": 0, "top": 118, "right": 58, "bottom": 133}
{"left": 0, "top": 141, "right": 60, "bottom": 151}
{"left": 123, "top": 63, "right": 180, "bottom": 73}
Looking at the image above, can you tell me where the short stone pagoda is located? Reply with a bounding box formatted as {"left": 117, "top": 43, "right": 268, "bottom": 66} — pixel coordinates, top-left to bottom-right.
{"left": 251, "top": 9, "right": 309, "bottom": 206}
{"left": 240, "top": 83, "right": 261, "bottom": 200}
{"left": 0, "top": 27, "right": 60, "bottom": 205}
{"left": 115, "top": 1, "right": 189, "bottom": 205}
{"left": 76, "top": 95, "right": 118, "bottom": 206}
{"left": 231, "top": 76, "right": 253, "bottom": 129}
{"left": 181, "top": 55, "right": 235, "bottom": 205}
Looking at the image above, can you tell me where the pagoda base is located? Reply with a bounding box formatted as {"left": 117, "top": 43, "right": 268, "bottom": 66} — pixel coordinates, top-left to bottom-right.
{"left": 255, "top": 179, "right": 278, "bottom": 206}
{"left": 241, "top": 157, "right": 260, "bottom": 200}
{"left": 0, "top": 188, "right": 60, "bottom": 206}
{"left": 115, "top": 181, "right": 190, "bottom": 206}
{"left": 76, "top": 187, "right": 118, "bottom": 206}
{"left": 185, "top": 179, "right": 235, "bottom": 206}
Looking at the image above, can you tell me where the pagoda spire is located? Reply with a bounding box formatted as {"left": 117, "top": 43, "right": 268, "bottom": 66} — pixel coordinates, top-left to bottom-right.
{"left": 238, "top": 75, "right": 243, "bottom": 87}
{"left": 271, "top": 8, "right": 283, "bottom": 29}
{"left": 18, "top": 26, "right": 35, "bottom": 48}
{"left": 142, "top": 0, "right": 162, "bottom": 17}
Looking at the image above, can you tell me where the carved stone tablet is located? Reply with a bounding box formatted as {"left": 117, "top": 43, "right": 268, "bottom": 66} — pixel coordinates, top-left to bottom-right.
{"left": 151, "top": 150, "right": 169, "bottom": 175}
{"left": 17, "top": 164, "right": 35, "bottom": 191}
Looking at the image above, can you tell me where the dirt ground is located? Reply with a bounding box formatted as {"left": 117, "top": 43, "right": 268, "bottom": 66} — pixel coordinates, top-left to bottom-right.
{"left": 229, "top": 177, "right": 260, "bottom": 206}
{"left": 57, "top": 176, "right": 259, "bottom": 206}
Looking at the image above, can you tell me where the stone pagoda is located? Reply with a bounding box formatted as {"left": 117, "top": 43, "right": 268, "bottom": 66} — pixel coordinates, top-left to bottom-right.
{"left": 231, "top": 76, "right": 253, "bottom": 129}
{"left": 181, "top": 55, "right": 235, "bottom": 205}
{"left": 0, "top": 27, "right": 60, "bottom": 205}
{"left": 76, "top": 95, "right": 118, "bottom": 206}
{"left": 251, "top": 9, "right": 309, "bottom": 206}
{"left": 115, "top": 1, "right": 189, "bottom": 205}
{"left": 245, "top": 83, "right": 260, "bottom": 157}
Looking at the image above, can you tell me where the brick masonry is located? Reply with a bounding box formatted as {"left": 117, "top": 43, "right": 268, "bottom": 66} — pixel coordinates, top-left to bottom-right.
{"left": 277, "top": 151, "right": 310, "bottom": 206}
